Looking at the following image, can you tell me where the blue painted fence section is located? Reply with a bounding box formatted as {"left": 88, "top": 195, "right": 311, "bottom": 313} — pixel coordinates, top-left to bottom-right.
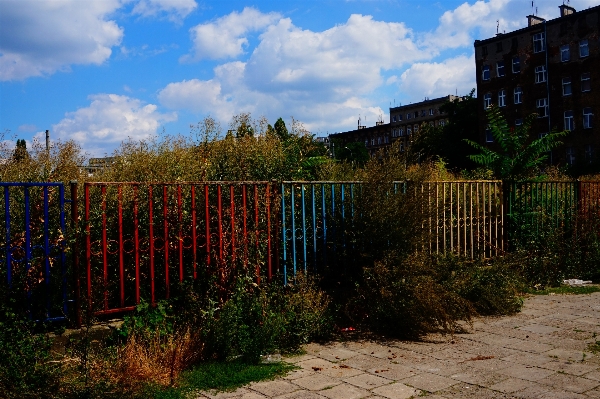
{"left": 0, "top": 182, "right": 70, "bottom": 322}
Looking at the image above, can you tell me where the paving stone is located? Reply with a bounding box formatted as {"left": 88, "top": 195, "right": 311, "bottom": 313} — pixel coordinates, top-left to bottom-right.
{"left": 430, "top": 347, "right": 479, "bottom": 362}
{"left": 473, "top": 333, "right": 523, "bottom": 348}
{"left": 448, "top": 369, "right": 508, "bottom": 387}
{"left": 437, "top": 384, "right": 513, "bottom": 399}
{"left": 283, "top": 368, "right": 316, "bottom": 380}
{"left": 343, "top": 373, "right": 391, "bottom": 389}
{"left": 412, "top": 359, "right": 467, "bottom": 376}
{"left": 273, "top": 391, "right": 326, "bottom": 399}
{"left": 400, "top": 372, "right": 459, "bottom": 392}
{"left": 500, "top": 351, "right": 559, "bottom": 367}
{"left": 238, "top": 393, "right": 268, "bottom": 399}
{"left": 200, "top": 388, "right": 254, "bottom": 399}
{"left": 371, "top": 382, "right": 419, "bottom": 399}
{"left": 317, "top": 383, "right": 371, "bottom": 399}
{"left": 249, "top": 380, "right": 299, "bottom": 397}
{"left": 513, "top": 383, "right": 588, "bottom": 399}
{"left": 543, "top": 348, "right": 593, "bottom": 362}
{"left": 318, "top": 364, "right": 364, "bottom": 379}
{"left": 504, "top": 338, "right": 554, "bottom": 353}
{"left": 582, "top": 369, "right": 600, "bottom": 381}
{"left": 341, "top": 354, "right": 393, "bottom": 371}
{"left": 519, "top": 324, "right": 562, "bottom": 334}
{"left": 286, "top": 354, "right": 317, "bottom": 364}
{"left": 366, "top": 363, "right": 419, "bottom": 380}
{"left": 315, "top": 348, "right": 361, "bottom": 362}
{"left": 297, "top": 358, "right": 337, "bottom": 371}
{"left": 539, "top": 360, "right": 598, "bottom": 376}
{"left": 460, "top": 357, "right": 513, "bottom": 372}
{"left": 536, "top": 372, "right": 600, "bottom": 393}
{"left": 496, "top": 364, "right": 555, "bottom": 382}
{"left": 488, "top": 377, "right": 537, "bottom": 393}
{"left": 292, "top": 373, "right": 342, "bottom": 391}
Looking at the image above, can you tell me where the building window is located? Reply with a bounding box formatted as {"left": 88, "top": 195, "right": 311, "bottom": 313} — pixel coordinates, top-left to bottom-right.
{"left": 581, "top": 73, "right": 591, "bottom": 92}
{"left": 560, "top": 44, "right": 570, "bottom": 62}
{"left": 535, "top": 65, "right": 547, "bottom": 83}
{"left": 536, "top": 98, "right": 548, "bottom": 117}
{"left": 514, "top": 87, "right": 522, "bottom": 104}
{"left": 484, "top": 93, "right": 492, "bottom": 109}
{"left": 400, "top": 142, "right": 404, "bottom": 152}
{"left": 429, "top": 108, "right": 434, "bottom": 116}
{"left": 414, "top": 111, "right": 419, "bottom": 118}
{"left": 580, "top": 39, "right": 589, "bottom": 58}
{"left": 533, "top": 32, "right": 545, "bottom": 53}
{"left": 512, "top": 56, "right": 520, "bottom": 73}
{"left": 398, "top": 114, "right": 403, "bottom": 121}
{"left": 406, "top": 113, "right": 411, "bottom": 120}
{"left": 399, "top": 127, "right": 404, "bottom": 136}
{"left": 498, "top": 90, "right": 506, "bottom": 107}
{"left": 564, "top": 110, "right": 575, "bottom": 131}
{"left": 562, "top": 77, "right": 572, "bottom": 96}
{"left": 420, "top": 110, "right": 426, "bottom": 117}
{"left": 485, "top": 126, "right": 493, "bottom": 143}
{"left": 414, "top": 125, "right": 419, "bottom": 133}
{"left": 482, "top": 65, "right": 490, "bottom": 81}
{"left": 585, "top": 145, "right": 593, "bottom": 163}
{"left": 439, "top": 120, "right": 446, "bottom": 127}
{"left": 583, "top": 107, "right": 593, "bottom": 129}
{"left": 392, "top": 116, "right": 396, "bottom": 122}
{"left": 515, "top": 118, "right": 523, "bottom": 126}
{"left": 407, "top": 127, "right": 412, "bottom": 135}
{"left": 496, "top": 61, "right": 505, "bottom": 77}
{"left": 385, "top": 136, "right": 389, "bottom": 144}
{"left": 481, "top": 46, "right": 488, "bottom": 57}
{"left": 365, "top": 140, "right": 369, "bottom": 147}
{"left": 566, "top": 147, "right": 575, "bottom": 165}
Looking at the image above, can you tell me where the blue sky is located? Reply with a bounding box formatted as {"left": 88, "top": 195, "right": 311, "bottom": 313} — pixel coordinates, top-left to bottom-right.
{"left": 1, "top": 0, "right": 598, "bottom": 158}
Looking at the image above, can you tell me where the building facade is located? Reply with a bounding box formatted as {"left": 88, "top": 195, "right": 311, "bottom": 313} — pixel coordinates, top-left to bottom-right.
{"left": 330, "top": 95, "right": 456, "bottom": 157}
{"left": 474, "top": 4, "right": 600, "bottom": 167}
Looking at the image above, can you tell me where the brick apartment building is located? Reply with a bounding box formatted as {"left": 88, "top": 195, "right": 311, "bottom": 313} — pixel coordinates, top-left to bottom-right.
{"left": 330, "top": 95, "right": 457, "bottom": 157}
{"left": 474, "top": 3, "right": 600, "bottom": 167}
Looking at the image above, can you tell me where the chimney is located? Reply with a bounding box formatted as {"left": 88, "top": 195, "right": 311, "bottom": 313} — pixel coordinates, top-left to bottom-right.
{"left": 527, "top": 15, "right": 545, "bottom": 26}
{"left": 559, "top": 4, "right": 575, "bottom": 17}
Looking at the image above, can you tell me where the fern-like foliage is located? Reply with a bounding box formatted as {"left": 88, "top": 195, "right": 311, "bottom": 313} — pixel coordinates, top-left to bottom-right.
{"left": 464, "top": 105, "right": 569, "bottom": 179}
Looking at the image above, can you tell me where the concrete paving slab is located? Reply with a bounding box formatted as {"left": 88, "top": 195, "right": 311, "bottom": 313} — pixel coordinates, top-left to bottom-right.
{"left": 371, "top": 382, "right": 419, "bottom": 399}
{"left": 536, "top": 371, "right": 600, "bottom": 393}
{"left": 314, "top": 348, "right": 360, "bottom": 362}
{"left": 500, "top": 351, "right": 559, "bottom": 367}
{"left": 366, "top": 363, "right": 420, "bottom": 380}
{"left": 436, "top": 384, "right": 512, "bottom": 399}
{"left": 514, "top": 383, "right": 588, "bottom": 399}
{"left": 447, "top": 369, "right": 508, "bottom": 387}
{"left": 292, "top": 373, "right": 342, "bottom": 391}
{"left": 519, "top": 324, "right": 562, "bottom": 334}
{"left": 200, "top": 388, "right": 255, "bottom": 399}
{"left": 273, "top": 391, "right": 326, "bottom": 399}
{"left": 341, "top": 354, "right": 393, "bottom": 371}
{"left": 249, "top": 380, "right": 300, "bottom": 397}
{"left": 343, "top": 373, "right": 391, "bottom": 389}
{"left": 317, "top": 383, "right": 371, "bottom": 399}
{"left": 539, "top": 359, "right": 598, "bottom": 376}
{"left": 283, "top": 368, "right": 316, "bottom": 380}
{"left": 400, "top": 372, "right": 459, "bottom": 392}
{"left": 543, "top": 348, "right": 593, "bottom": 362}
{"left": 318, "top": 364, "right": 364, "bottom": 379}
{"left": 496, "top": 363, "right": 556, "bottom": 382}
{"left": 582, "top": 369, "right": 600, "bottom": 381}
{"left": 488, "top": 377, "right": 537, "bottom": 393}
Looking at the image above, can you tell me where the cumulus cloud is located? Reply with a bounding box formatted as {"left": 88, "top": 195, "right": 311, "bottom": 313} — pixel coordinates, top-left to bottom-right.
{"left": 132, "top": 0, "right": 197, "bottom": 22}
{"left": 181, "top": 7, "right": 281, "bottom": 61}
{"left": 53, "top": 94, "right": 177, "bottom": 156}
{"left": 399, "top": 55, "right": 476, "bottom": 100}
{"left": 0, "top": 0, "right": 125, "bottom": 81}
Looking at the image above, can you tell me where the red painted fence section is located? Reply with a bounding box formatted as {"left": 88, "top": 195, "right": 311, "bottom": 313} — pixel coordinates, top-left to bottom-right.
{"left": 83, "top": 182, "right": 277, "bottom": 316}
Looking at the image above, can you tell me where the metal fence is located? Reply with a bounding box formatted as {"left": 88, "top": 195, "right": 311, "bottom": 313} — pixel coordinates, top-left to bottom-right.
{"left": 2, "top": 179, "right": 599, "bottom": 323}
{"left": 0, "top": 182, "right": 71, "bottom": 322}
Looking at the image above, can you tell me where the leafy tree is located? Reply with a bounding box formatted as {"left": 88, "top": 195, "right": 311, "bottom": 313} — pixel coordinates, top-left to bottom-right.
{"left": 332, "top": 140, "right": 370, "bottom": 166}
{"left": 464, "top": 105, "right": 568, "bottom": 179}
{"left": 274, "top": 117, "right": 290, "bottom": 141}
{"left": 411, "top": 90, "right": 478, "bottom": 171}
{"left": 12, "top": 139, "right": 29, "bottom": 162}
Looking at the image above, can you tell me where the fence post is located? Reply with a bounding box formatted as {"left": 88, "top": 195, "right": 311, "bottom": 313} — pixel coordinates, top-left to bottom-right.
{"left": 70, "top": 180, "right": 81, "bottom": 327}
{"left": 502, "top": 180, "right": 510, "bottom": 254}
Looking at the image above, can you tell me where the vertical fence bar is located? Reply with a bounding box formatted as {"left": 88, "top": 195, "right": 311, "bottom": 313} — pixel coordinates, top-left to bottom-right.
{"left": 311, "top": 184, "right": 317, "bottom": 272}
{"left": 205, "top": 184, "right": 210, "bottom": 268}
{"left": 163, "top": 186, "right": 170, "bottom": 298}
{"left": 281, "top": 183, "right": 287, "bottom": 283}
{"left": 43, "top": 186, "right": 50, "bottom": 318}
{"left": 101, "top": 185, "right": 108, "bottom": 311}
{"left": 85, "top": 184, "right": 92, "bottom": 312}
{"left": 301, "top": 184, "right": 307, "bottom": 272}
{"left": 217, "top": 185, "right": 223, "bottom": 280}
{"left": 230, "top": 184, "right": 236, "bottom": 264}
{"left": 321, "top": 184, "right": 327, "bottom": 269}
{"left": 70, "top": 181, "right": 81, "bottom": 326}
{"left": 149, "top": 185, "right": 155, "bottom": 306}
{"left": 191, "top": 186, "right": 197, "bottom": 279}
{"left": 291, "top": 184, "right": 296, "bottom": 276}
{"left": 253, "top": 184, "right": 259, "bottom": 281}
{"left": 4, "top": 187, "right": 10, "bottom": 288}
{"left": 134, "top": 185, "right": 140, "bottom": 304}
{"left": 266, "top": 183, "right": 272, "bottom": 282}
{"left": 178, "top": 185, "right": 183, "bottom": 282}
{"left": 118, "top": 186, "right": 125, "bottom": 308}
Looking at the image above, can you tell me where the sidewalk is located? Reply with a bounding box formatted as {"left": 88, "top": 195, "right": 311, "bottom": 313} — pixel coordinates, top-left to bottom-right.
{"left": 197, "top": 292, "right": 600, "bottom": 399}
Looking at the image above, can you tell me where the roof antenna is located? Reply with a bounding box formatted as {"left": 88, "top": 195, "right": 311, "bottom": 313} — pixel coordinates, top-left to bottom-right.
{"left": 496, "top": 20, "right": 499, "bottom": 34}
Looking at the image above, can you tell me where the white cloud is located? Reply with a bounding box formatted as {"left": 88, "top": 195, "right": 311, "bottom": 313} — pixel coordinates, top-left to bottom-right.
{"left": 132, "top": 0, "right": 197, "bottom": 22}
{"left": 181, "top": 7, "right": 281, "bottom": 61}
{"left": 0, "top": 0, "right": 125, "bottom": 81}
{"left": 399, "top": 55, "right": 476, "bottom": 100}
{"left": 53, "top": 94, "right": 177, "bottom": 156}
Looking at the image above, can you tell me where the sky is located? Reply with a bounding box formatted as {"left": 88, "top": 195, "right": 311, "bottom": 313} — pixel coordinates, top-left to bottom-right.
{"left": 1, "top": 0, "right": 599, "bottom": 158}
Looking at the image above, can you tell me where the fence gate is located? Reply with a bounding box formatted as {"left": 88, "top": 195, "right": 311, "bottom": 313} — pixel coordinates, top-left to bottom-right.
{"left": 1, "top": 182, "right": 71, "bottom": 322}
